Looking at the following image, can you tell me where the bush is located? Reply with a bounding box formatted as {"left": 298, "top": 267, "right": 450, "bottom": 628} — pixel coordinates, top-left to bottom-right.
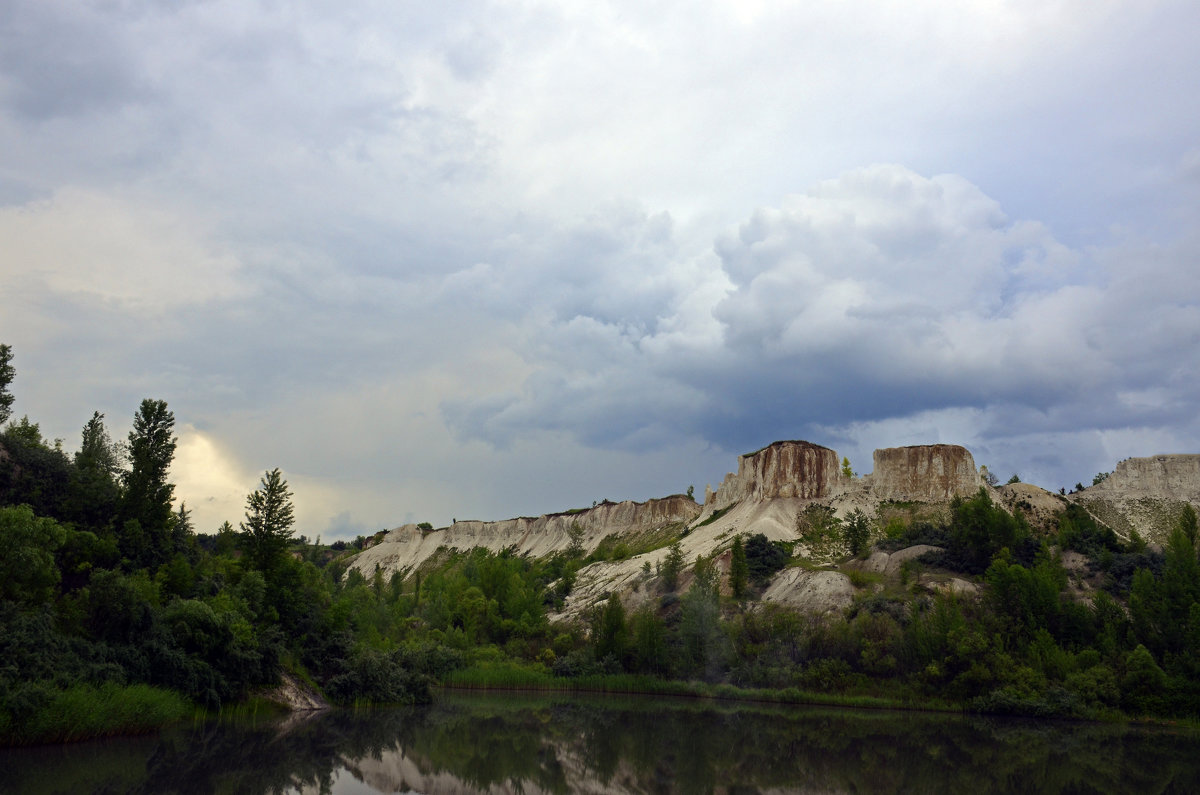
{"left": 744, "top": 534, "right": 788, "bottom": 585}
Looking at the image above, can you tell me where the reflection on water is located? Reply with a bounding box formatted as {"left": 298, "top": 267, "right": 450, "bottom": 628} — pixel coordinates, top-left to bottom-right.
{"left": 3, "top": 692, "right": 1200, "bottom": 794}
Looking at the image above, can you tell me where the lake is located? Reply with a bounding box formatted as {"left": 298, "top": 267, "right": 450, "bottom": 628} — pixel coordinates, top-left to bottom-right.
{"left": 3, "top": 692, "right": 1199, "bottom": 793}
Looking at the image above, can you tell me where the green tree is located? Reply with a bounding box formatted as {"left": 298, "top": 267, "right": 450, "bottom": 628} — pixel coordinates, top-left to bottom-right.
{"left": 744, "top": 533, "right": 788, "bottom": 584}
{"left": 680, "top": 554, "right": 726, "bottom": 680}
{"left": 215, "top": 520, "right": 238, "bottom": 556}
{"left": 948, "top": 488, "right": 1028, "bottom": 573}
{"left": 0, "top": 505, "right": 67, "bottom": 604}
{"left": 796, "top": 504, "right": 843, "bottom": 561}
{"left": 843, "top": 508, "right": 871, "bottom": 557}
{"left": 661, "top": 541, "right": 685, "bottom": 591}
{"left": 566, "top": 520, "right": 585, "bottom": 558}
{"left": 0, "top": 343, "right": 14, "bottom": 426}
{"left": 242, "top": 468, "right": 296, "bottom": 573}
{"left": 170, "top": 501, "right": 194, "bottom": 556}
{"left": 0, "top": 416, "right": 73, "bottom": 518}
{"left": 594, "top": 593, "right": 629, "bottom": 665}
{"left": 66, "top": 411, "right": 123, "bottom": 530}
{"left": 1121, "top": 644, "right": 1166, "bottom": 714}
{"left": 629, "top": 606, "right": 669, "bottom": 674}
{"left": 1178, "top": 504, "right": 1198, "bottom": 546}
{"left": 841, "top": 457, "right": 854, "bottom": 478}
{"left": 75, "top": 411, "right": 121, "bottom": 478}
{"left": 121, "top": 399, "right": 176, "bottom": 566}
{"left": 729, "top": 535, "right": 749, "bottom": 599}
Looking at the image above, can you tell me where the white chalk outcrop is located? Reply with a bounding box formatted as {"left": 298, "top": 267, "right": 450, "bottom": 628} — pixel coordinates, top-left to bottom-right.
{"left": 1071, "top": 454, "right": 1200, "bottom": 543}
{"left": 345, "top": 440, "right": 1200, "bottom": 621}
{"left": 865, "top": 444, "right": 984, "bottom": 502}
{"left": 706, "top": 440, "right": 842, "bottom": 512}
{"left": 348, "top": 495, "right": 701, "bottom": 579}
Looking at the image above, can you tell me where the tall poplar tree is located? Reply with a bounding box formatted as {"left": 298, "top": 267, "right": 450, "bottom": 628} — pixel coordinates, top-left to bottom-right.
{"left": 121, "top": 399, "right": 177, "bottom": 566}
{"left": 0, "top": 344, "right": 14, "bottom": 426}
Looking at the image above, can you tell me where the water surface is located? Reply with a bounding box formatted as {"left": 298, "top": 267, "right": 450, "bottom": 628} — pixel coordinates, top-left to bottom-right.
{"left": 3, "top": 692, "right": 1198, "bottom": 793}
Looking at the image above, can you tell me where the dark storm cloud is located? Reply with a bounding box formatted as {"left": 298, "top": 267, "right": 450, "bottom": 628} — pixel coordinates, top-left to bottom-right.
{"left": 4, "top": 1, "right": 1200, "bottom": 532}
{"left": 444, "top": 166, "right": 1200, "bottom": 481}
{"left": 0, "top": 1, "right": 152, "bottom": 119}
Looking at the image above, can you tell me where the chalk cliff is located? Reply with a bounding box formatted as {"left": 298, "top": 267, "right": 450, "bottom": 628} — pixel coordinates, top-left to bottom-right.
{"left": 1071, "top": 454, "right": 1200, "bottom": 543}
{"left": 347, "top": 440, "right": 1200, "bottom": 619}
{"left": 706, "top": 441, "right": 842, "bottom": 511}
{"left": 866, "top": 444, "right": 984, "bottom": 502}
{"left": 348, "top": 495, "right": 701, "bottom": 578}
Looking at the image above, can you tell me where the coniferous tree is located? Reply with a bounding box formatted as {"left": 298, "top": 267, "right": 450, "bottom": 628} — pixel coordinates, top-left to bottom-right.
{"left": 242, "top": 467, "right": 296, "bottom": 573}
{"left": 594, "top": 593, "right": 628, "bottom": 665}
{"left": 76, "top": 411, "right": 121, "bottom": 478}
{"left": 1179, "top": 504, "right": 1198, "bottom": 546}
{"left": 661, "top": 541, "right": 685, "bottom": 591}
{"left": 66, "top": 412, "right": 122, "bottom": 530}
{"left": 215, "top": 520, "right": 239, "bottom": 556}
{"left": 729, "top": 535, "right": 749, "bottom": 599}
{"left": 169, "top": 501, "right": 195, "bottom": 559}
{"left": 843, "top": 508, "right": 871, "bottom": 557}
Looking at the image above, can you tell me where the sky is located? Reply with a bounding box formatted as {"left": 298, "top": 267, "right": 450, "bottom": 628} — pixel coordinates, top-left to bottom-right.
{"left": 2, "top": 0, "right": 1198, "bottom": 539}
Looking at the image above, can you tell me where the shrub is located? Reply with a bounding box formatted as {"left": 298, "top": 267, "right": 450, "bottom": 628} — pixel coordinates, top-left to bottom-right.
{"left": 744, "top": 534, "right": 788, "bottom": 585}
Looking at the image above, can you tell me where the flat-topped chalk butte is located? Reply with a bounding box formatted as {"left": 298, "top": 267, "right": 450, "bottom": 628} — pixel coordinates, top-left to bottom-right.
{"left": 867, "top": 444, "right": 984, "bottom": 502}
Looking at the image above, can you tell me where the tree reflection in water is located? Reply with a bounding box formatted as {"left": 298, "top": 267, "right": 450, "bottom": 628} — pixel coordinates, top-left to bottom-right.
{"left": 4, "top": 693, "right": 1200, "bottom": 793}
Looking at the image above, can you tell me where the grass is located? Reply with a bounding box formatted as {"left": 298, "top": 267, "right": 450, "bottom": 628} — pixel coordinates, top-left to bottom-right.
{"left": 587, "top": 522, "right": 688, "bottom": 562}
{"left": 1, "top": 682, "right": 192, "bottom": 746}
{"left": 846, "top": 568, "right": 883, "bottom": 588}
{"left": 439, "top": 663, "right": 959, "bottom": 714}
{"left": 203, "top": 696, "right": 290, "bottom": 723}
{"left": 692, "top": 504, "right": 736, "bottom": 530}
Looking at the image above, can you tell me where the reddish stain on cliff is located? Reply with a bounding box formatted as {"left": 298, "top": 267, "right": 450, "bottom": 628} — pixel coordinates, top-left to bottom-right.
{"left": 870, "top": 444, "right": 982, "bottom": 501}
{"left": 709, "top": 441, "right": 840, "bottom": 508}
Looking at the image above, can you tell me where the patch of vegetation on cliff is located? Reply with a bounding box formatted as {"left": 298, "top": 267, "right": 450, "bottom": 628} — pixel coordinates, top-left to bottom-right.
{"left": 875, "top": 500, "right": 950, "bottom": 537}
{"left": 586, "top": 521, "right": 687, "bottom": 564}
{"left": 691, "top": 503, "right": 736, "bottom": 531}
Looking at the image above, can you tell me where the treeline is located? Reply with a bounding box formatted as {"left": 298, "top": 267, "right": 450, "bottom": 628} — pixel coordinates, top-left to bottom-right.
{"left": 4, "top": 340, "right": 1200, "bottom": 744}
{"left": 561, "top": 492, "right": 1200, "bottom": 719}
{"left": 0, "top": 345, "right": 468, "bottom": 743}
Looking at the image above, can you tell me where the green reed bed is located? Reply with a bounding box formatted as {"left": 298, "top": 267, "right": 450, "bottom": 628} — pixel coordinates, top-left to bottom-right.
{"left": 440, "top": 663, "right": 957, "bottom": 713}
{"left": 1, "top": 682, "right": 191, "bottom": 746}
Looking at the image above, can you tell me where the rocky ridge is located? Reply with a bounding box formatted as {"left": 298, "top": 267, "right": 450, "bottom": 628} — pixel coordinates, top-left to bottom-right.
{"left": 347, "top": 442, "right": 1200, "bottom": 619}
{"left": 1069, "top": 454, "right": 1200, "bottom": 543}
{"left": 348, "top": 495, "right": 701, "bottom": 578}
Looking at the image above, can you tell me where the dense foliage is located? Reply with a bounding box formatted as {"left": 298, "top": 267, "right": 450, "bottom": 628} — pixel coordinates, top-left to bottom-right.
{"left": 3, "top": 341, "right": 1200, "bottom": 744}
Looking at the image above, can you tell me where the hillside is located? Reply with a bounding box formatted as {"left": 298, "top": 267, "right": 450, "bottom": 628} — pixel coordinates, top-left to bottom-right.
{"left": 347, "top": 441, "right": 1200, "bottom": 621}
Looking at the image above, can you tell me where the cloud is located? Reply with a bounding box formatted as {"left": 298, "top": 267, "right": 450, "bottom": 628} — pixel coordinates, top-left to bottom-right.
{"left": 0, "top": 1, "right": 152, "bottom": 120}
{"left": 172, "top": 426, "right": 254, "bottom": 533}
{"left": 0, "top": 188, "right": 244, "bottom": 311}
{"left": 3, "top": 1, "right": 1199, "bottom": 529}
{"left": 446, "top": 165, "right": 1200, "bottom": 478}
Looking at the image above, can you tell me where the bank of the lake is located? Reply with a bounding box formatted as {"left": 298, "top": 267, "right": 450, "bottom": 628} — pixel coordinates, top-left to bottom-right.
{"left": 5, "top": 662, "right": 1151, "bottom": 749}
{"left": 442, "top": 662, "right": 962, "bottom": 713}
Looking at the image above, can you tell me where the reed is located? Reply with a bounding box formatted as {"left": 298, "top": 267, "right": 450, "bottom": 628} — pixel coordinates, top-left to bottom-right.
{"left": 3, "top": 682, "right": 191, "bottom": 746}
{"left": 439, "top": 665, "right": 959, "bottom": 713}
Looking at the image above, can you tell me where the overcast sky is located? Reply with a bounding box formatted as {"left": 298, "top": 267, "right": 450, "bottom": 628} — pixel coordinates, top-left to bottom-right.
{"left": 2, "top": 0, "right": 1198, "bottom": 539}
